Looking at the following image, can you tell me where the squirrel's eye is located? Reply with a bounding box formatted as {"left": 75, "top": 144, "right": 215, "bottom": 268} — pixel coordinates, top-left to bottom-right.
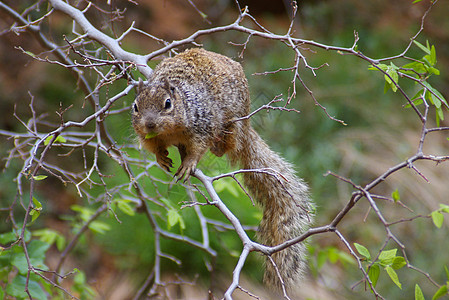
{"left": 133, "top": 102, "right": 139, "bottom": 113}
{"left": 164, "top": 98, "right": 172, "bottom": 109}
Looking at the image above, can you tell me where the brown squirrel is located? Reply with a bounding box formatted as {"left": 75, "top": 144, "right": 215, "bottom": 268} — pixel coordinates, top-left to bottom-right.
{"left": 132, "top": 48, "right": 313, "bottom": 291}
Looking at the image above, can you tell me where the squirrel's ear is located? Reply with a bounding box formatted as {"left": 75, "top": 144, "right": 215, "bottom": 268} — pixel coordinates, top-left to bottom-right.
{"left": 163, "top": 78, "right": 177, "bottom": 95}
{"left": 136, "top": 78, "right": 146, "bottom": 95}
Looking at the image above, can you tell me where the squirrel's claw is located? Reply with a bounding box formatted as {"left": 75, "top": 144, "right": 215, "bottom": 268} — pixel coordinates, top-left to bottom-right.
{"left": 156, "top": 151, "right": 173, "bottom": 172}
{"left": 175, "top": 159, "right": 196, "bottom": 182}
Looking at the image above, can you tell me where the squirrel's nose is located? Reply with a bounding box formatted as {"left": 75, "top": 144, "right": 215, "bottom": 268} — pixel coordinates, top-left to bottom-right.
{"left": 145, "top": 120, "right": 157, "bottom": 131}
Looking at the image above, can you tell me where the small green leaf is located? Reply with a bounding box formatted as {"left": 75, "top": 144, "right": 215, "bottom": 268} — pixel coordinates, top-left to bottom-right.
{"left": 44, "top": 135, "right": 53, "bottom": 146}
{"left": 432, "top": 284, "right": 448, "bottom": 300}
{"left": 354, "top": 243, "right": 371, "bottom": 260}
{"left": 56, "top": 135, "right": 66, "bottom": 143}
{"left": 379, "top": 249, "right": 397, "bottom": 262}
{"left": 117, "top": 200, "right": 135, "bottom": 216}
{"left": 6, "top": 276, "right": 48, "bottom": 299}
{"left": 74, "top": 270, "right": 86, "bottom": 285}
{"left": 368, "top": 264, "right": 380, "bottom": 288}
{"left": 30, "top": 197, "right": 42, "bottom": 223}
{"left": 392, "top": 256, "right": 407, "bottom": 270}
{"left": 392, "top": 189, "right": 400, "bottom": 202}
{"left": 24, "top": 50, "right": 36, "bottom": 58}
{"left": 369, "top": 63, "right": 389, "bottom": 71}
{"left": 386, "top": 266, "right": 402, "bottom": 289}
{"left": 0, "top": 231, "right": 17, "bottom": 244}
{"left": 337, "top": 251, "right": 356, "bottom": 265}
{"left": 32, "top": 175, "right": 48, "bottom": 181}
{"left": 415, "top": 284, "right": 425, "bottom": 300}
{"left": 33, "top": 229, "right": 66, "bottom": 252}
{"left": 412, "top": 0, "right": 423, "bottom": 3}
{"left": 402, "top": 61, "right": 427, "bottom": 75}
{"left": 213, "top": 179, "right": 240, "bottom": 197}
{"left": 429, "top": 67, "right": 440, "bottom": 76}
{"left": 88, "top": 221, "right": 110, "bottom": 234}
{"left": 441, "top": 204, "right": 449, "bottom": 213}
{"left": 317, "top": 251, "right": 328, "bottom": 269}
{"left": 145, "top": 132, "right": 158, "bottom": 139}
{"left": 327, "top": 247, "right": 339, "bottom": 264}
{"left": 430, "top": 45, "right": 437, "bottom": 66}
{"left": 413, "top": 40, "right": 431, "bottom": 55}
{"left": 12, "top": 252, "right": 28, "bottom": 274}
{"left": 32, "top": 197, "right": 42, "bottom": 209}
{"left": 167, "top": 209, "right": 180, "bottom": 230}
{"left": 422, "top": 81, "right": 448, "bottom": 107}
{"left": 431, "top": 210, "right": 444, "bottom": 228}
{"left": 44, "top": 134, "right": 66, "bottom": 145}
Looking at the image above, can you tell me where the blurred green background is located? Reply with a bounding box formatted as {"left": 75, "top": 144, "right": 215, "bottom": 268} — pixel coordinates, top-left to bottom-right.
{"left": 0, "top": 0, "right": 448, "bottom": 299}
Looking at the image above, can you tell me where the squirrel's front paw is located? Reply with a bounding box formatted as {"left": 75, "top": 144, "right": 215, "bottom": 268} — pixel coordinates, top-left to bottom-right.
{"left": 175, "top": 159, "right": 197, "bottom": 182}
{"left": 156, "top": 150, "right": 173, "bottom": 172}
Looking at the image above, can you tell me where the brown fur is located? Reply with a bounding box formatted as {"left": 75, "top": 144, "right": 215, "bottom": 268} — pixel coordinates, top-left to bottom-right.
{"left": 132, "top": 48, "right": 313, "bottom": 290}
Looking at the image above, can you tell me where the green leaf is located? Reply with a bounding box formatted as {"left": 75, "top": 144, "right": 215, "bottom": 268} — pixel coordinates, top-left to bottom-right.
{"left": 430, "top": 45, "right": 437, "bottom": 65}
{"left": 32, "top": 175, "right": 48, "bottom": 181}
{"left": 379, "top": 249, "right": 397, "bottom": 263}
{"left": 436, "top": 108, "right": 444, "bottom": 127}
{"left": 368, "top": 264, "right": 380, "bottom": 288}
{"left": 32, "top": 197, "right": 42, "bottom": 210}
{"left": 317, "top": 251, "right": 328, "bottom": 269}
{"left": 415, "top": 284, "right": 425, "bottom": 300}
{"left": 213, "top": 179, "right": 241, "bottom": 197}
{"left": 74, "top": 270, "right": 86, "bottom": 285}
{"left": 431, "top": 210, "right": 444, "bottom": 228}
{"left": 432, "top": 284, "right": 448, "bottom": 300}
{"left": 337, "top": 251, "right": 356, "bottom": 265}
{"left": 354, "top": 243, "right": 371, "bottom": 260}
{"left": 440, "top": 204, "right": 449, "bottom": 213}
{"left": 27, "top": 278, "right": 47, "bottom": 300}
{"left": 6, "top": 276, "right": 28, "bottom": 298}
{"left": 422, "top": 81, "right": 448, "bottom": 107}
{"left": 28, "top": 240, "right": 50, "bottom": 261}
{"left": 11, "top": 251, "right": 28, "bottom": 274}
{"left": 429, "top": 67, "right": 440, "bottom": 76}
{"left": 412, "top": 0, "right": 423, "bottom": 3}
{"left": 368, "top": 63, "right": 389, "bottom": 71}
{"left": 117, "top": 200, "right": 135, "bottom": 216}
{"left": 167, "top": 209, "right": 180, "bottom": 230}
{"left": 71, "top": 205, "right": 94, "bottom": 221}
{"left": 88, "top": 221, "right": 111, "bottom": 234}
{"left": 392, "top": 189, "right": 400, "bottom": 202}
{"left": 159, "top": 197, "right": 174, "bottom": 210}
{"left": 392, "top": 256, "right": 407, "bottom": 270}
{"left": 402, "top": 61, "right": 427, "bottom": 75}
{"left": 44, "top": 136, "right": 52, "bottom": 145}
{"left": 145, "top": 132, "right": 158, "bottom": 139}
{"left": 167, "top": 209, "right": 185, "bottom": 230}
{"left": 0, "top": 231, "right": 17, "bottom": 244}
{"left": 33, "top": 229, "right": 66, "bottom": 251}
{"left": 386, "top": 266, "right": 402, "bottom": 289}
{"left": 44, "top": 134, "right": 66, "bottom": 146}
{"left": 327, "top": 247, "right": 339, "bottom": 264}
{"left": 414, "top": 40, "right": 431, "bottom": 55}
{"left": 30, "top": 197, "right": 43, "bottom": 224}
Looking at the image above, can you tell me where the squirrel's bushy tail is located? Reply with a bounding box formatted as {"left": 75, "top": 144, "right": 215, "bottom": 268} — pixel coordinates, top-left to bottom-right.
{"left": 228, "top": 123, "right": 313, "bottom": 290}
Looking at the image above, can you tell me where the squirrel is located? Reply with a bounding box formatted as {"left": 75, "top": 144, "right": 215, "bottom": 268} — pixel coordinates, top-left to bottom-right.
{"left": 132, "top": 48, "right": 313, "bottom": 291}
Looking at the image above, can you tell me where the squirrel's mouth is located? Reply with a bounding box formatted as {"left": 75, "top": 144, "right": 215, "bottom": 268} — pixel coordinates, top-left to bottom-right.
{"left": 144, "top": 132, "right": 158, "bottom": 139}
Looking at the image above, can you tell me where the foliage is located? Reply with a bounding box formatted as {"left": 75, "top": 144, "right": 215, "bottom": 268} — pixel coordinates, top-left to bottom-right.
{"left": 0, "top": 0, "right": 448, "bottom": 299}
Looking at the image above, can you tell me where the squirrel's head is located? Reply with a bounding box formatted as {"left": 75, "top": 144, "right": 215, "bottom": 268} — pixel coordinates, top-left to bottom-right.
{"left": 132, "top": 78, "right": 185, "bottom": 140}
